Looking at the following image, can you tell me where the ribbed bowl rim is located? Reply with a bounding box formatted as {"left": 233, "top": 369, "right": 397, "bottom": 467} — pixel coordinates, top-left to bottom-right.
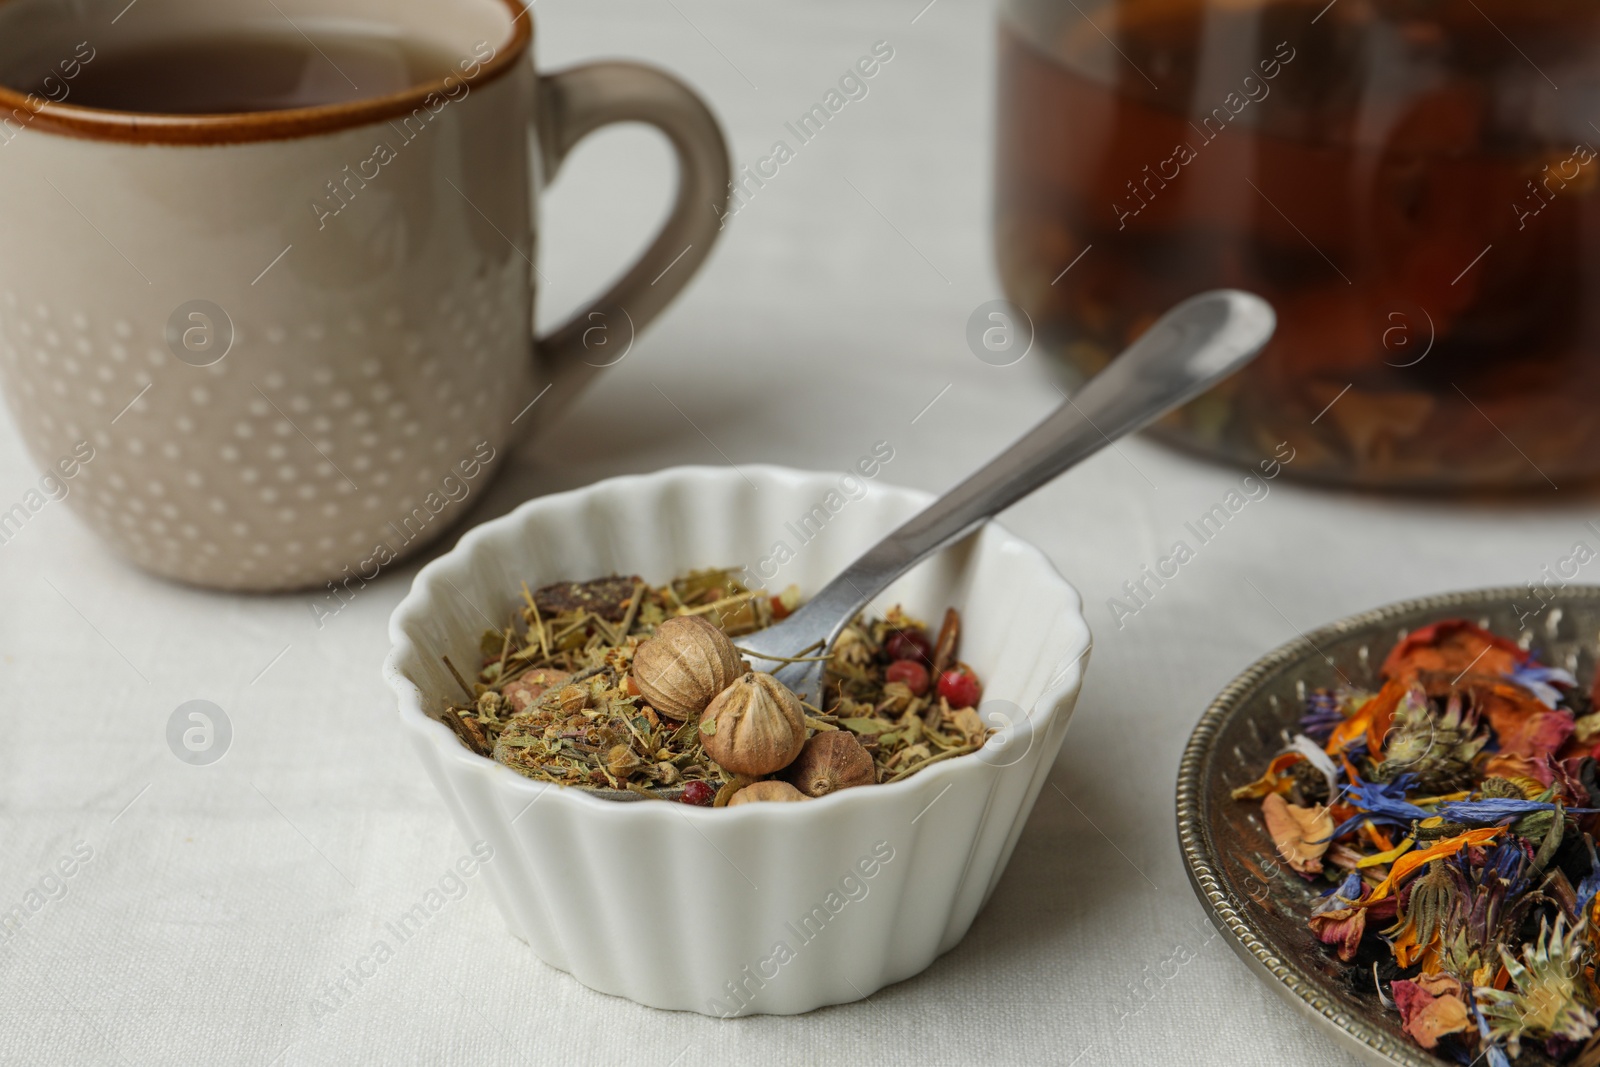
{"left": 384, "top": 464, "right": 1093, "bottom": 820}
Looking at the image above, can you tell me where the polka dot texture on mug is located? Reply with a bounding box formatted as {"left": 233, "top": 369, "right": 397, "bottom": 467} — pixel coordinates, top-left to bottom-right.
{"left": 0, "top": 267, "right": 531, "bottom": 590}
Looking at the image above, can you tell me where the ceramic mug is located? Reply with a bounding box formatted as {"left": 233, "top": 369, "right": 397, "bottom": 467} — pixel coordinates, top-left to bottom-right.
{"left": 0, "top": 0, "right": 730, "bottom": 591}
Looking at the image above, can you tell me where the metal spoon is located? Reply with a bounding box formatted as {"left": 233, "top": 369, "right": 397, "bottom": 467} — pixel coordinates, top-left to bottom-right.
{"left": 737, "top": 289, "right": 1276, "bottom": 707}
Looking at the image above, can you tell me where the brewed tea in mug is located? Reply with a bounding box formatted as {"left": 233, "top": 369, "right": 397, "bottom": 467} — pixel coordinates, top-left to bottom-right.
{"left": 0, "top": 0, "right": 729, "bottom": 591}
{"left": 27, "top": 30, "right": 465, "bottom": 113}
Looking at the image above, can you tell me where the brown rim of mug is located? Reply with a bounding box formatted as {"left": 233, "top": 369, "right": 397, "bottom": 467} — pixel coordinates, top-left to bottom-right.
{"left": 0, "top": 0, "right": 533, "bottom": 146}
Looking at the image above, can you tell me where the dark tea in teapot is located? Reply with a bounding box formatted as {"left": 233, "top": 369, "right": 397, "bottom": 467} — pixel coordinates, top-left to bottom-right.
{"left": 997, "top": 0, "right": 1600, "bottom": 489}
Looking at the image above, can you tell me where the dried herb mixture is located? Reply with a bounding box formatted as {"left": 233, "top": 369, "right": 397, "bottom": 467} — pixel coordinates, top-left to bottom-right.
{"left": 1237, "top": 619, "right": 1600, "bottom": 1064}
{"left": 438, "top": 569, "right": 991, "bottom": 806}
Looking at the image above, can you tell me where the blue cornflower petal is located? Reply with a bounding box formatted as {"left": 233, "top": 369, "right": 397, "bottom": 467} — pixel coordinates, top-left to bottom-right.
{"left": 1506, "top": 662, "right": 1577, "bottom": 708}
{"left": 1309, "top": 775, "right": 1427, "bottom": 844}
{"left": 1346, "top": 776, "right": 1430, "bottom": 822}
{"left": 1578, "top": 839, "right": 1600, "bottom": 912}
{"left": 1433, "top": 798, "right": 1595, "bottom": 824}
{"left": 1300, "top": 689, "right": 1345, "bottom": 743}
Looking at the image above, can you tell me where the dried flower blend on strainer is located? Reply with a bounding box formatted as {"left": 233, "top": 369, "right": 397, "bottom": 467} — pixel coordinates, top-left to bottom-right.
{"left": 1237, "top": 620, "right": 1600, "bottom": 1064}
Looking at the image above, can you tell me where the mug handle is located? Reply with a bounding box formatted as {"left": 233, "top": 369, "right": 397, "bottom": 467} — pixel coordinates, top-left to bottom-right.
{"left": 532, "top": 62, "right": 731, "bottom": 408}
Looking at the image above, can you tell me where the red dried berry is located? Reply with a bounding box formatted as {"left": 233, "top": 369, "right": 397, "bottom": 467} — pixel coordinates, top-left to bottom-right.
{"left": 885, "top": 629, "right": 932, "bottom": 665}
{"left": 937, "top": 667, "right": 982, "bottom": 709}
{"left": 885, "top": 659, "right": 930, "bottom": 696}
{"left": 680, "top": 780, "right": 716, "bottom": 806}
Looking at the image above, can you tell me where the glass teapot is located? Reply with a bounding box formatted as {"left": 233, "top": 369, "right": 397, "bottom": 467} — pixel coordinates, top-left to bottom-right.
{"left": 997, "top": 0, "right": 1600, "bottom": 489}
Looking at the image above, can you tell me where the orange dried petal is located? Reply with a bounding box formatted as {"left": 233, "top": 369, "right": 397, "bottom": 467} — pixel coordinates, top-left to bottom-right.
{"left": 1381, "top": 620, "right": 1527, "bottom": 684}
{"left": 1405, "top": 992, "right": 1469, "bottom": 1049}
{"left": 1370, "top": 827, "right": 1504, "bottom": 901}
{"left": 1415, "top": 973, "right": 1462, "bottom": 998}
{"left": 1482, "top": 752, "right": 1554, "bottom": 787}
{"left": 1361, "top": 679, "right": 1408, "bottom": 758}
{"left": 1362, "top": 821, "right": 1396, "bottom": 853}
{"left": 1230, "top": 751, "right": 1305, "bottom": 800}
{"left": 1326, "top": 692, "right": 1379, "bottom": 756}
{"left": 1262, "top": 793, "right": 1334, "bottom": 875}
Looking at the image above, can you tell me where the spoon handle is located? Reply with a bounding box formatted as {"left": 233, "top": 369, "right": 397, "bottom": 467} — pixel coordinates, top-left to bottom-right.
{"left": 777, "top": 289, "right": 1275, "bottom": 651}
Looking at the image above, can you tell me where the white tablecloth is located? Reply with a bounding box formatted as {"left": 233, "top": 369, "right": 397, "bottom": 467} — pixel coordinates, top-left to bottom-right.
{"left": 3, "top": 1, "right": 1577, "bottom": 1063}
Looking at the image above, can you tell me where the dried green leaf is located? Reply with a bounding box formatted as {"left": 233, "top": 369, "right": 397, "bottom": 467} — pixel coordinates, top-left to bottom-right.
{"left": 840, "top": 717, "right": 893, "bottom": 734}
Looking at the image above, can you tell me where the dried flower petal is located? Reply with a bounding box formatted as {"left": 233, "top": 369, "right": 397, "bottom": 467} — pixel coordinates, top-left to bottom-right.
{"left": 1261, "top": 794, "right": 1333, "bottom": 875}
{"left": 1319, "top": 681, "right": 1393, "bottom": 756}
{"left": 1308, "top": 906, "right": 1367, "bottom": 961}
{"left": 1231, "top": 752, "right": 1306, "bottom": 800}
{"left": 1369, "top": 827, "right": 1504, "bottom": 901}
{"left": 1574, "top": 711, "right": 1600, "bottom": 746}
{"left": 1496, "top": 708, "right": 1575, "bottom": 759}
{"left": 1482, "top": 752, "right": 1555, "bottom": 787}
{"left": 1393, "top": 982, "right": 1469, "bottom": 1049}
{"left": 1413, "top": 973, "right": 1462, "bottom": 999}
{"left": 1381, "top": 620, "right": 1529, "bottom": 684}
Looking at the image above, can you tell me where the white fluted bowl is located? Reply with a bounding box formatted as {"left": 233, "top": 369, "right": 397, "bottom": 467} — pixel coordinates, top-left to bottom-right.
{"left": 384, "top": 465, "right": 1091, "bottom": 1015}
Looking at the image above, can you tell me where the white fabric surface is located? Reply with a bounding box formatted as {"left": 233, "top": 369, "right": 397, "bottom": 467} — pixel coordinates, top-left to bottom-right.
{"left": 1, "top": 0, "right": 1576, "bottom": 1063}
